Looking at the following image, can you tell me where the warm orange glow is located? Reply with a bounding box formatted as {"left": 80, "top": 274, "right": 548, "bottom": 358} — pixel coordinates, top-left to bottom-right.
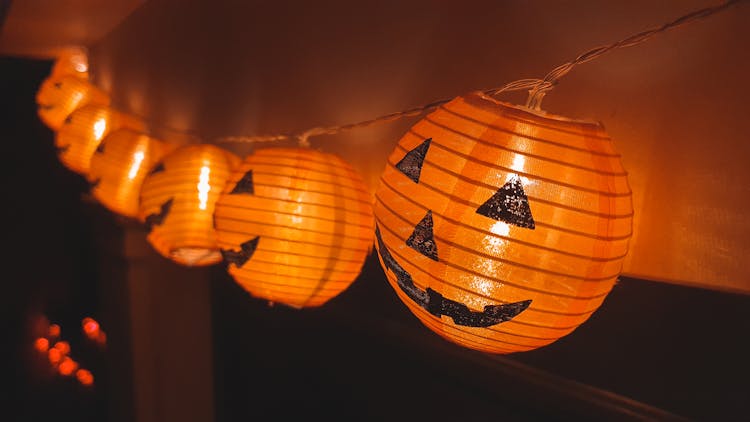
{"left": 58, "top": 357, "right": 78, "bottom": 376}
{"left": 51, "top": 48, "right": 89, "bottom": 80}
{"left": 48, "top": 324, "right": 61, "bottom": 339}
{"left": 36, "top": 75, "right": 109, "bottom": 130}
{"left": 53, "top": 341, "right": 70, "bottom": 356}
{"left": 373, "top": 92, "right": 633, "bottom": 354}
{"left": 214, "top": 147, "right": 375, "bottom": 308}
{"left": 82, "top": 317, "right": 100, "bottom": 338}
{"left": 95, "top": 331, "right": 107, "bottom": 346}
{"left": 198, "top": 165, "right": 211, "bottom": 210}
{"left": 139, "top": 145, "right": 241, "bottom": 266}
{"left": 55, "top": 105, "right": 145, "bottom": 176}
{"left": 93, "top": 118, "right": 107, "bottom": 140}
{"left": 34, "top": 338, "right": 49, "bottom": 353}
{"left": 88, "top": 129, "right": 175, "bottom": 217}
{"left": 48, "top": 348, "right": 62, "bottom": 365}
{"left": 76, "top": 369, "right": 94, "bottom": 386}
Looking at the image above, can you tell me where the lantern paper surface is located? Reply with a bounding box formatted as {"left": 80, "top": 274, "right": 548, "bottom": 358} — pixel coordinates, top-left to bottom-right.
{"left": 50, "top": 48, "right": 89, "bottom": 80}
{"left": 214, "top": 147, "right": 375, "bottom": 308}
{"left": 373, "top": 92, "right": 633, "bottom": 354}
{"left": 55, "top": 104, "right": 145, "bottom": 176}
{"left": 36, "top": 75, "right": 109, "bottom": 130}
{"left": 88, "top": 129, "right": 174, "bottom": 218}
{"left": 139, "top": 144, "right": 241, "bottom": 267}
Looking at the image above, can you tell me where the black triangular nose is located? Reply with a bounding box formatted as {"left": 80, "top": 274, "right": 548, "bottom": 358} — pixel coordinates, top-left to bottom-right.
{"left": 395, "top": 138, "right": 431, "bottom": 183}
{"left": 476, "top": 176, "right": 535, "bottom": 229}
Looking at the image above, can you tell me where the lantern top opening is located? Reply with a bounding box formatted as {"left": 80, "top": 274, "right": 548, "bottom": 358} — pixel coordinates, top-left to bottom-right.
{"left": 464, "top": 91, "right": 605, "bottom": 133}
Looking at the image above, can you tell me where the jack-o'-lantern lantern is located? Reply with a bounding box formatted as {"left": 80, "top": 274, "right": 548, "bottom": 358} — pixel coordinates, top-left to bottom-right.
{"left": 214, "top": 147, "right": 375, "bottom": 308}
{"left": 373, "top": 92, "right": 633, "bottom": 354}
{"left": 55, "top": 104, "right": 145, "bottom": 176}
{"left": 88, "top": 129, "right": 175, "bottom": 217}
{"left": 36, "top": 75, "right": 109, "bottom": 130}
{"left": 139, "top": 144, "right": 241, "bottom": 267}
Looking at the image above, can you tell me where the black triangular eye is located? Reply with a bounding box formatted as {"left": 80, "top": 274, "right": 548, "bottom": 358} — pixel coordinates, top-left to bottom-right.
{"left": 230, "top": 170, "right": 254, "bottom": 194}
{"left": 221, "top": 236, "right": 260, "bottom": 268}
{"left": 149, "top": 162, "right": 165, "bottom": 175}
{"left": 396, "top": 138, "right": 431, "bottom": 183}
{"left": 476, "top": 176, "right": 535, "bottom": 229}
{"left": 54, "top": 82, "right": 62, "bottom": 89}
{"left": 95, "top": 142, "right": 105, "bottom": 154}
{"left": 406, "top": 210, "right": 439, "bottom": 261}
{"left": 64, "top": 115, "right": 73, "bottom": 125}
{"left": 144, "top": 197, "right": 173, "bottom": 232}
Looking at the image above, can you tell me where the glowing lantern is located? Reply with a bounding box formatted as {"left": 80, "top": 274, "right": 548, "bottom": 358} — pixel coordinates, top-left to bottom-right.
{"left": 34, "top": 338, "right": 49, "bottom": 353}
{"left": 373, "top": 92, "right": 633, "bottom": 354}
{"left": 214, "top": 147, "right": 375, "bottom": 308}
{"left": 76, "top": 369, "right": 94, "bottom": 386}
{"left": 55, "top": 104, "right": 145, "bottom": 176}
{"left": 53, "top": 341, "right": 71, "bottom": 356}
{"left": 50, "top": 47, "right": 89, "bottom": 80}
{"left": 48, "top": 324, "right": 61, "bottom": 339}
{"left": 58, "top": 357, "right": 78, "bottom": 376}
{"left": 48, "top": 348, "right": 62, "bottom": 365}
{"left": 88, "top": 129, "right": 174, "bottom": 217}
{"left": 139, "top": 144, "right": 240, "bottom": 266}
{"left": 36, "top": 75, "right": 109, "bottom": 130}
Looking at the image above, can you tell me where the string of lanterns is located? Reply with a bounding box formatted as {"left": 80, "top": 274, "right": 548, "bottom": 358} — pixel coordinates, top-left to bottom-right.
{"left": 35, "top": 1, "right": 740, "bottom": 355}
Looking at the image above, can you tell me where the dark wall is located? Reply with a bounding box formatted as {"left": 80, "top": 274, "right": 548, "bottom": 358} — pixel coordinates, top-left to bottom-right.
{"left": 210, "top": 252, "right": 750, "bottom": 421}
{"left": 1, "top": 57, "right": 123, "bottom": 422}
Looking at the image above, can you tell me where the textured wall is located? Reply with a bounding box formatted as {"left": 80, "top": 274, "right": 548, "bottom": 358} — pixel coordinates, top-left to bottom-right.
{"left": 88, "top": 0, "right": 750, "bottom": 293}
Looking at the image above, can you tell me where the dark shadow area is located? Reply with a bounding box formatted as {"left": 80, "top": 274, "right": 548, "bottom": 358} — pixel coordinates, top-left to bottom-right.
{"left": 2, "top": 56, "right": 122, "bottom": 422}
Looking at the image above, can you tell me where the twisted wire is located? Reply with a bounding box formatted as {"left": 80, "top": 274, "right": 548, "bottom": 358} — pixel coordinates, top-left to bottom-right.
{"left": 215, "top": 0, "right": 743, "bottom": 145}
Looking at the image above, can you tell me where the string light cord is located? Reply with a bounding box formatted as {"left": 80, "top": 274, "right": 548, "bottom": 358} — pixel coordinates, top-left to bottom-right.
{"left": 214, "top": 0, "right": 744, "bottom": 146}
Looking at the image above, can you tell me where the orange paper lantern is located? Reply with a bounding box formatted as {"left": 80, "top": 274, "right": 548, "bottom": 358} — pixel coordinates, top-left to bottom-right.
{"left": 88, "top": 129, "right": 175, "bottom": 217}
{"left": 36, "top": 75, "right": 109, "bottom": 130}
{"left": 214, "top": 147, "right": 375, "bottom": 308}
{"left": 373, "top": 92, "right": 633, "bottom": 354}
{"left": 55, "top": 104, "right": 145, "bottom": 176}
{"left": 139, "top": 144, "right": 240, "bottom": 266}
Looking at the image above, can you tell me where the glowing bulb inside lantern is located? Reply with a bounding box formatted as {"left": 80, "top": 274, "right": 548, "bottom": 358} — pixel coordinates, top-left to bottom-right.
{"left": 198, "top": 164, "right": 211, "bottom": 210}
{"left": 93, "top": 118, "right": 107, "bottom": 140}
{"left": 507, "top": 153, "right": 534, "bottom": 186}
{"left": 128, "top": 150, "right": 146, "bottom": 180}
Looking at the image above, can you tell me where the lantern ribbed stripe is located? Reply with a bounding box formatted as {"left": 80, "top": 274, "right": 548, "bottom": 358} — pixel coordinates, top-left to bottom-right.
{"left": 380, "top": 163, "right": 632, "bottom": 240}
{"left": 36, "top": 75, "right": 110, "bottom": 130}
{"left": 214, "top": 147, "right": 375, "bottom": 309}
{"left": 401, "top": 132, "right": 633, "bottom": 199}
{"left": 377, "top": 178, "right": 627, "bottom": 262}
{"left": 88, "top": 129, "right": 173, "bottom": 217}
{"left": 375, "top": 224, "right": 612, "bottom": 317}
{"left": 139, "top": 144, "right": 240, "bottom": 267}
{"left": 50, "top": 49, "right": 89, "bottom": 80}
{"left": 56, "top": 105, "right": 146, "bottom": 176}
{"left": 374, "top": 92, "right": 633, "bottom": 354}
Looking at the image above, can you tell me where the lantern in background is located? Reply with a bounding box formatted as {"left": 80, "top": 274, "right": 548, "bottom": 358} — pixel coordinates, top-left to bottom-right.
{"left": 214, "top": 148, "right": 375, "bottom": 308}
{"left": 88, "top": 129, "right": 174, "bottom": 217}
{"left": 373, "top": 92, "right": 633, "bottom": 354}
{"left": 139, "top": 144, "right": 240, "bottom": 266}
{"left": 36, "top": 75, "right": 109, "bottom": 130}
{"left": 55, "top": 104, "right": 145, "bottom": 176}
{"left": 50, "top": 47, "right": 89, "bottom": 80}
